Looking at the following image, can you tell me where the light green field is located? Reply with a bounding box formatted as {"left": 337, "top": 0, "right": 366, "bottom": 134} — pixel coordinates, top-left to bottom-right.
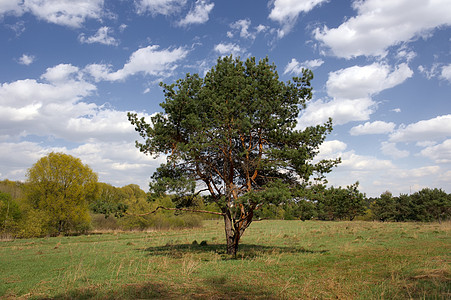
{"left": 1, "top": 220, "right": 449, "bottom": 299}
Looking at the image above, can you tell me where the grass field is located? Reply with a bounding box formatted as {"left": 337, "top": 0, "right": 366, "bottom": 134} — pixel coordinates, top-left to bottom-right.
{"left": 1, "top": 220, "right": 449, "bottom": 299}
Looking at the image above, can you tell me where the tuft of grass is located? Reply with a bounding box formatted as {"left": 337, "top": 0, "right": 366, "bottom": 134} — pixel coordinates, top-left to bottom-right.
{"left": 0, "top": 220, "right": 449, "bottom": 299}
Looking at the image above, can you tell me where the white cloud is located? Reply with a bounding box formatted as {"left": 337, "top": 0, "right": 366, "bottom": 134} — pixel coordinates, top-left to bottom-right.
{"left": 178, "top": 0, "right": 214, "bottom": 27}
{"left": 22, "top": 0, "right": 104, "bottom": 28}
{"left": 135, "top": 0, "right": 187, "bottom": 16}
{"left": 420, "top": 139, "right": 451, "bottom": 163}
{"left": 256, "top": 24, "right": 267, "bottom": 33}
{"left": 18, "top": 54, "right": 35, "bottom": 65}
{"left": 41, "top": 64, "right": 80, "bottom": 83}
{"left": 298, "top": 62, "right": 412, "bottom": 128}
{"left": 0, "top": 0, "right": 23, "bottom": 16}
{"left": 391, "top": 108, "right": 401, "bottom": 113}
{"left": 380, "top": 142, "right": 409, "bottom": 159}
{"left": 269, "top": 0, "right": 328, "bottom": 38}
{"left": 418, "top": 64, "right": 440, "bottom": 80}
{"left": 339, "top": 151, "right": 395, "bottom": 171}
{"left": 316, "top": 140, "right": 347, "bottom": 160}
{"left": 84, "top": 45, "right": 188, "bottom": 81}
{"left": 313, "top": 140, "right": 448, "bottom": 197}
{"left": 315, "top": 140, "right": 395, "bottom": 181}
{"left": 0, "top": 142, "right": 49, "bottom": 177}
{"left": 0, "top": 59, "right": 163, "bottom": 190}
{"left": 396, "top": 45, "right": 416, "bottom": 62}
{"left": 230, "top": 19, "right": 252, "bottom": 39}
{"left": 389, "top": 115, "right": 451, "bottom": 143}
{"left": 284, "top": 58, "right": 324, "bottom": 75}
{"left": 65, "top": 109, "right": 142, "bottom": 143}
{"left": 326, "top": 63, "right": 413, "bottom": 99}
{"left": 79, "top": 26, "right": 118, "bottom": 46}
{"left": 314, "top": 0, "right": 451, "bottom": 58}
{"left": 0, "top": 0, "right": 104, "bottom": 27}
{"left": 119, "top": 24, "right": 127, "bottom": 32}
{"left": 418, "top": 63, "right": 451, "bottom": 82}
{"left": 0, "top": 66, "right": 99, "bottom": 140}
{"left": 398, "top": 166, "right": 441, "bottom": 179}
{"left": 440, "top": 64, "right": 451, "bottom": 82}
{"left": 297, "top": 97, "right": 375, "bottom": 129}
{"left": 350, "top": 121, "right": 395, "bottom": 136}
{"left": 214, "top": 43, "right": 243, "bottom": 57}
{"left": 229, "top": 19, "right": 267, "bottom": 40}
{"left": 0, "top": 63, "right": 157, "bottom": 145}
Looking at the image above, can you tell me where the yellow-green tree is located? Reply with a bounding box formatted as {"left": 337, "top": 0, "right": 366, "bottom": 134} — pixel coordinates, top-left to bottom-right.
{"left": 26, "top": 152, "right": 98, "bottom": 234}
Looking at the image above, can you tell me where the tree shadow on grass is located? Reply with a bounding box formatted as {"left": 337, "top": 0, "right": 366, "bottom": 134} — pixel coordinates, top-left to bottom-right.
{"left": 40, "top": 282, "right": 177, "bottom": 300}
{"left": 41, "top": 279, "right": 281, "bottom": 299}
{"left": 142, "top": 242, "right": 328, "bottom": 259}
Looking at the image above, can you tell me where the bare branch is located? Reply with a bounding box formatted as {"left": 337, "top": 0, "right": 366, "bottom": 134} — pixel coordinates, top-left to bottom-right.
{"left": 128, "top": 206, "right": 225, "bottom": 217}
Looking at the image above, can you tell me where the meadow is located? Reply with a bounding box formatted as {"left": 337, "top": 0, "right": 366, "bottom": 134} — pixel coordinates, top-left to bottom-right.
{"left": 0, "top": 220, "right": 449, "bottom": 299}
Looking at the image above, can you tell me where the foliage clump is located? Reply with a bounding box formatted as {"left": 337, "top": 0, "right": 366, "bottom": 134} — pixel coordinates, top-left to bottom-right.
{"left": 24, "top": 152, "right": 98, "bottom": 235}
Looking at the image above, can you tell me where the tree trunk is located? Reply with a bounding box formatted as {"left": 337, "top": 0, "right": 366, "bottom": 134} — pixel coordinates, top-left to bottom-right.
{"left": 224, "top": 212, "right": 239, "bottom": 256}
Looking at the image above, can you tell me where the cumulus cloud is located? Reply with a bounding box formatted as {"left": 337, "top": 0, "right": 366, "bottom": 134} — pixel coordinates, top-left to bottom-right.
{"left": 314, "top": 0, "right": 451, "bottom": 58}
{"left": 0, "top": 0, "right": 23, "bottom": 16}
{"left": 326, "top": 63, "right": 413, "bottom": 99}
{"left": 20, "top": 0, "right": 104, "bottom": 28}
{"left": 269, "top": 0, "right": 328, "bottom": 38}
{"left": 316, "top": 140, "right": 347, "bottom": 160}
{"left": 214, "top": 43, "right": 243, "bottom": 57}
{"left": 0, "top": 65, "right": 96, "bottom": 139}
{"left": 0, "top": 61, "right": 161, "bottom": 189}
{"left": 135, "top": 0, "right": 187, "bottom": 16}
{"left": 0, "top": 63, "right": 158, "bottom": 145}
{"left": 18, "top": 54, "right": 35, "bottom": 65}
{"left": 350, "top": 121, "right": 396, "bottom": 136}
{"left": 41, "top": 64, "right": 81, "bottom": 83}
{"left": 389, "top": 115, "right": 451, "bottom": 143}
{"left": 297, "top": 97, "right": 375, "bottom": 129}
{"left": 298, "top": 62, "right": 412, "bottom": 128}
{"left": 380, "top": 142, "right": 409, "bottom": 159}
{"left": 178, "top": 0, "right": 214, "bottom": 27}
{"left": 420, "top": 139, "right": 451, "bottom": 163}
{"left": 284, "top": 58, "right": 324, "bottom": 75}
{"left": 79, "top": 26, "right": 118, "bottom": 46}
{"left": 84, "top": 45, "right": 188, "bottom": 81}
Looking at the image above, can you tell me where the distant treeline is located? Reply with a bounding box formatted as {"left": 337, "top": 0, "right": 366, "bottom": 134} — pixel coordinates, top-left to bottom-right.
{"left": 1, "top": 179, "right": 450, "bottom": 238}
{"left": 256, "top": 185, "right": 450, "bottom": 223}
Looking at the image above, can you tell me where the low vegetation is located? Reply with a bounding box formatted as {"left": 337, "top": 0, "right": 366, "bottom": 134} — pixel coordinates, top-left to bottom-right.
{"left": 1, "top": 220, "right": 449, "bottom": 299}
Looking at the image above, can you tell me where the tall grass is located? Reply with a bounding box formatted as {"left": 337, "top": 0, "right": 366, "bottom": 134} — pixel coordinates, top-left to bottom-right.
{"left": 0, "top": 220, "right": 449, "bottom": 299}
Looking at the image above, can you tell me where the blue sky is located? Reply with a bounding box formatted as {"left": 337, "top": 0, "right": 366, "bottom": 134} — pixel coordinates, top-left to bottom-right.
{"left": 1, "top": 0, "right": 450, "bottom": 197}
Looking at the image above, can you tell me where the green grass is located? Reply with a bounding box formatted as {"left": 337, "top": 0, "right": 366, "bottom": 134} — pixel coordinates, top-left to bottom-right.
{"left": 1, "top": 220, "right": 449, "bottom": 299}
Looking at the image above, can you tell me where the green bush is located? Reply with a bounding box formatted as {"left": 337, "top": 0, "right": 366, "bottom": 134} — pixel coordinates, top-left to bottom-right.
{"left": 17, "top": 209, "right": 50, "bottom": 238}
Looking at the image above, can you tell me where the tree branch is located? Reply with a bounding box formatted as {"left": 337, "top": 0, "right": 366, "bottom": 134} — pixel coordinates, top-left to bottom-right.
{"left": 128, "top": 206, "right": 225, "bottom": 217}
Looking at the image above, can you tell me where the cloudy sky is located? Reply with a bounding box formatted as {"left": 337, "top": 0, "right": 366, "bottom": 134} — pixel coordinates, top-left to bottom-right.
{"left": 1, "top": 0, "right": 450, "bottom": 197}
